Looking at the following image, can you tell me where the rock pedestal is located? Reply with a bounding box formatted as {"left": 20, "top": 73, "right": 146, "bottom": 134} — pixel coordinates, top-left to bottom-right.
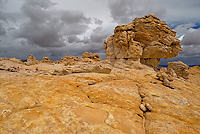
{"left": 104, "top": 14, "right": 182, "bottom": 68}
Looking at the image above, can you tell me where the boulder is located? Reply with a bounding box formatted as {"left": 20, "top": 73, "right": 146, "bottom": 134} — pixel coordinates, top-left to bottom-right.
{"left": 157, "top": 61, "right": 189, "bottom": 88}
{"left": 104, "top": 14, "right": 182, "bottom": 68}
{"left": 168, "top": 61, "right": 189, "bottom": 79}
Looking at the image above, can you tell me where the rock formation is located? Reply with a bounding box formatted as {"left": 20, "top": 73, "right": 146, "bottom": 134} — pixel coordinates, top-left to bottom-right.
{"left": 61, "top": 55, "right": 81, "bottom": 66}
{"left": 27, "top": 54, "right": 36, "bottom": 63}
{"left": 82, "top": 52, "right": 101, "bottom": 61}
{"left": 41, "top": 57, "right": 51, "bottom": 63}
{"left": 157, "top": 61, "right": 190, "bottom": 88}
{"left": 168, "top": 61, "right": 189, "bottom": 79}
{"left": 104, "top": 14, "right": 182, "bottom": 68}
{"left": 26, "top": 54, "right": 39, "bottom": 65}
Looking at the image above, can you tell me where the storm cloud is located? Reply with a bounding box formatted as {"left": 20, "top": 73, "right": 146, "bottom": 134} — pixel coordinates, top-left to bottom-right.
{"left": 182, "top": 28, "right": 200, "bottom": 46}
{"left": 108, "top": 0, "right": 165, "bottom": 24}
{"left": 0, "top": 0, "right": 200, "bottom": 65}
{"left": 17, "top": 0, "right": 91, "bottom": 47}
{"left": 0, "top": 23, "right": 6, "bottom": 36}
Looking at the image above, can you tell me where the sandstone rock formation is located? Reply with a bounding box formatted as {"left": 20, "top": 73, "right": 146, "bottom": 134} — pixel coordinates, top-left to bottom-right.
{"left": 41, "top": 57, "right": 51, "bottom": 63}
{"left": 82, "top": 52, "right": 101, "bottom": 61}
{"left": 51, "top": 61, "right": 112, "bottom": 76}
{"left": 27, "top": 54, "right": 36, "bottom": 63}
{"left": 157, "top": 61, "right": 190, "bottom": 88}
{"left": 61, "top": 55, "right": 81, "bottom": 66}
{"left": 26, "top": 54, "right": 39, "bottom": 65}
{"left": 168, "top": 61, "right": 189, "bottom": 79}
{"left": 104, "top": 14, "right": 182, "bottom": 68}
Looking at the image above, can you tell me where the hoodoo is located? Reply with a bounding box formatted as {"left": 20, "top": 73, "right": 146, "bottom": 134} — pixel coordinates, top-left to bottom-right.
{"left": 104, "top": 14, "right": 182, "bottom": 68}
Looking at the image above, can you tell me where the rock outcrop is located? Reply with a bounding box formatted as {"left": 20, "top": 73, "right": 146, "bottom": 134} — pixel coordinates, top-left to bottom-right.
{"left": 0, "top": 57, "right": 200, "bottom": 133}
{"left": 82, "top": 52, "right": 101, "bottom": 61}
{"left": 41, "top": 57, "right": 51, "bottom": 63}
{"left": 157, "top": 61, "right": 189, "bottom": 88}
{"left": 168, "top": 61, "right": 189, "bottom": 79}
{"left": 61, "top": 55, "right": 81, "bottom": 66}
{"left": 104, "top": 14, "right": 182, "bottom": 68}
{"left": 26, "top": 54, "right": 39, "bottom": 65}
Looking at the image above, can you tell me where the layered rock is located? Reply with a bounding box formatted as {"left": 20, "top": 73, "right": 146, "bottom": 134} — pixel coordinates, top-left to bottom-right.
{"left": 82, "top": 52, "right": 101, "bottom": 61}
{"left": 157, "top": 61, "right": 189, "bottom": 88}
{"left": 104, "top": 14, "right": 182, "bottom": 68}
{"left": 168, "top": 61, "right": 189, "bottom": 79}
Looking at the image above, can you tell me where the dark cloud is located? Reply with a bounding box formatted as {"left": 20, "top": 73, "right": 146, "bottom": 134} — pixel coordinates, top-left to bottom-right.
{"left": 67, "top": 35, "right": 80, "bottom": 43}
{"left": 181, "top": 28, "right": 200, "bottom": 45}
{"left": 90, "top": 27, "right": 110, "bottom": 43}
{"left": 0, "top": 0, "right": 8, "bottom": 9}
{"left": 155, "top": 0, "right": 200, "bottom": 25}
{"left": 24, "top": 0, "right": 56, "bottom": 9}
{"left": 0, "top": 23, "right": 6, "bottom": 36}
{"left": 0, "top": 11, "right": 7, "bottom": 22}
{"left": 17, "top": 0, "right": 92, "bottom": 47}
{"left": 108, "top": 0, "right": 166, "bottom": 24}
{"left": 174, "top": 23, "right": 196, "bottom": 36}
{"left": 179, "top": 45, "right": 200, "bottom": 57}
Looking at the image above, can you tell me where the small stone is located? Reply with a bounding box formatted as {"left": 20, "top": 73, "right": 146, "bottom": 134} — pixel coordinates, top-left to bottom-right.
{"left": 140, "top": 103, "right": 147, "bottom": 112}
{"left": 145, "top": 103, "right": 153, "bottom": 111}
{"left": 87, "top": 80, "right": 96, "bottom": 85}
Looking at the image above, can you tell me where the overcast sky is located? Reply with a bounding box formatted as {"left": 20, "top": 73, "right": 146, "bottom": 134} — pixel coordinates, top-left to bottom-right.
{"left": 0, "top": 0, "right": 200, "bottom": 65}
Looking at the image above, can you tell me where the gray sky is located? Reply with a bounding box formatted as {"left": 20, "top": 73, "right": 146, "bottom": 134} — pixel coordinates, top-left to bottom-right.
{"left": 0, "top": 0, "right": 200, "bottom": 65}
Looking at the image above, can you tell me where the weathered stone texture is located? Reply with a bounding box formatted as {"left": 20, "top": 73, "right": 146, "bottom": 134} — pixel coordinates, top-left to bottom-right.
{"left": 104, "top": 14, "right": 182, "bottom": 68}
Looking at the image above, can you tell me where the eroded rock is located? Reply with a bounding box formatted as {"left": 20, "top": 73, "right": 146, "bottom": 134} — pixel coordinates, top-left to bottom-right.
{"left": 104, "top": 14, "right": 182, "bottom": 68}
{"left": 41, "top": 57, "right": 51, "bottom": 63}
{"left": 168, "top": 61, "right": 189, "bottom": 79}
{"left": 82, "top": 52, "right": 101, "bottom": 61}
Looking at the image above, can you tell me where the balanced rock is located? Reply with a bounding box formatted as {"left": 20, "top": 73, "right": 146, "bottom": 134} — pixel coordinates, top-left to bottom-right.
{"left": 104, "top": 14, "right": 182, "bottom": 68}
{"left": 82, "top": 52, "right": 101, "bottom": 61}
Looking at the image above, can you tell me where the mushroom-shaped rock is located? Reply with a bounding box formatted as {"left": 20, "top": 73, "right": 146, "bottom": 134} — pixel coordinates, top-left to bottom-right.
{"left": 104, "top": 14, "right": 182, "bottom": 68}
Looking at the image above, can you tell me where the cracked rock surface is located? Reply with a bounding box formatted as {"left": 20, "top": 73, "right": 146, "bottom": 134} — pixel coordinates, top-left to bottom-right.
{"left": 0, "top": 58, "right": 200, "bottom": 133}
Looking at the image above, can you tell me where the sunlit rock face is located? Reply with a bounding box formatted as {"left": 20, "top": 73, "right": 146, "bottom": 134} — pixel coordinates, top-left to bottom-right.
{"left": 104, "top": 14, "right": 182, "bottom": 68}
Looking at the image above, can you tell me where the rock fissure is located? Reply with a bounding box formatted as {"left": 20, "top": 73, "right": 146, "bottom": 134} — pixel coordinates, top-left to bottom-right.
{"left": 137, "top": 84, "right": 147, "bottom": 133}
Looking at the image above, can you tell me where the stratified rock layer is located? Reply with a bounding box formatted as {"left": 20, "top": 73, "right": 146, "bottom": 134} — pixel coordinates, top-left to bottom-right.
{"left": 104, "top": 14, "right": 182, "bottom": 68}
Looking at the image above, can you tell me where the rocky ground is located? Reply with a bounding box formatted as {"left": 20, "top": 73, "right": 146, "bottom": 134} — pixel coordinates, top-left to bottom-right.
{"left": 0, "top": 57, "right": 200, "bottom": 134}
